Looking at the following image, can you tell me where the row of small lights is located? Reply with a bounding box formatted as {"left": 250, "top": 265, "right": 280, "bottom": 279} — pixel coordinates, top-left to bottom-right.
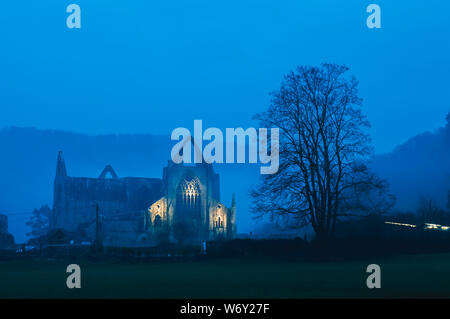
{"left": 384, "top": 221, "right": 450, "bottom": 231}
{"left": 424, "top": 223, "right": 450, "bottom": 231}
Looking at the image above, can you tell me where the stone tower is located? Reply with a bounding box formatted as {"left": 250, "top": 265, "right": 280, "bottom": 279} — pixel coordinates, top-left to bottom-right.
{"left": 51, "top": 151, "right": 67, "bottom": 230}
{"left": 148, "top": 160, "right": 236, "bottom": 244}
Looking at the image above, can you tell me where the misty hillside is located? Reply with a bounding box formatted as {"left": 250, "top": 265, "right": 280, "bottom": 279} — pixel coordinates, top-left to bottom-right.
{"left": 1, "top": 117, "right": 449, "bottom": 243}
{"left": 372, "top": 114, "right": 450, "bottom": 212}
{"left": 0, "top": 127, "right": 260, "bottom": 243}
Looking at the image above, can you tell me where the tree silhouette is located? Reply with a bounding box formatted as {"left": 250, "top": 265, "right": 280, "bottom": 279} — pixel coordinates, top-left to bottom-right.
{"left": 26, "top": 205, "right": 51, "bottom": 238}
{"left": 251, "top": 64, "right": 394, "bottom": 241}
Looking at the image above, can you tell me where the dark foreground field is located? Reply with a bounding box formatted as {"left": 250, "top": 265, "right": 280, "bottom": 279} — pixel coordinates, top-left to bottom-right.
{"left": 1, "top": 252, "right": 450, "bottom": 298}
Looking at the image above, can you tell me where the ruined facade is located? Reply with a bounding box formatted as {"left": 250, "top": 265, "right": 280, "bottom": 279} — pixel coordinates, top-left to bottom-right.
{"left": 51, "top": 152, "right": 236, "bottom": 246}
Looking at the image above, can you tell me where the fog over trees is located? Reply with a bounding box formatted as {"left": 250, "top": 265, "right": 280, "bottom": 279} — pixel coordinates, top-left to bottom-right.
{"left": 0, "top": 110, "right": 449, "bottom": 242}
{"left": 372, "top": 111, "right": 450, "bottom": 213}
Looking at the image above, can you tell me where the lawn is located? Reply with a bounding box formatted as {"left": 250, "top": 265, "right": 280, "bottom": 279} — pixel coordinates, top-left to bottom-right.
{"left": 1, "top": 253, "right": 450, "bottom": 298}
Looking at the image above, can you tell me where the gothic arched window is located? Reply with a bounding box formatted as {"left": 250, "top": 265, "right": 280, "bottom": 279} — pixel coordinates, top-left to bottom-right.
{"left": 176, "top": 177, "right": 201, "bottom": 218}
{"left": 215, "top": 216, "right": 223, "bottom": 228}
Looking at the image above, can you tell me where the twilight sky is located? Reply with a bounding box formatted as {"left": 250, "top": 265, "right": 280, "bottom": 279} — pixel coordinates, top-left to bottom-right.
{"left": 1, "top": 0, "right": 449, "bottom": 153}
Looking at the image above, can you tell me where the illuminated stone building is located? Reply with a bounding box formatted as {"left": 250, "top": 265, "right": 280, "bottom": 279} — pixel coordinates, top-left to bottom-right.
{"left": 51, "top": 151, "right": 236, "bottom": 246}
{"left": 148, "top": 161, "right": 236, "bottom": 244}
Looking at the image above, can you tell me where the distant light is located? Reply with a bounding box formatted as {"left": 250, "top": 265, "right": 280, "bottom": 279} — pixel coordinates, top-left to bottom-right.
{"left": 384, "top": 221, "right": 416, "bottom": 228}
{"left": 425, "top": 223, "right": 450, "bottom": 231}
{"left": 385, "top": 221, "right": 450, "bottom": 231}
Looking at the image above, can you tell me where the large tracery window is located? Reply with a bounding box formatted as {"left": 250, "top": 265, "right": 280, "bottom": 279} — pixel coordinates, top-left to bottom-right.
{"left": 176, "top": 177, "right": 201, "bottom": 218}
{"left": 215, "top": 216, "right": 224, "bottom": 228}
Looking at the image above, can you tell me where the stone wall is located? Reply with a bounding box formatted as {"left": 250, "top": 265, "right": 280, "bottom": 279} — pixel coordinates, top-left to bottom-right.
{"left": 51, "top": 152, "right": 164, "bottom": 246}
{"left": 53, "top": 175, "right": 163, "bottom": 232}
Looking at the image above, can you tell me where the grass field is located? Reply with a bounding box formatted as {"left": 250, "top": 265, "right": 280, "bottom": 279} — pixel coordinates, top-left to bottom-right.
{"left": 1, "top": 253, "right": 450, "bottom": 298}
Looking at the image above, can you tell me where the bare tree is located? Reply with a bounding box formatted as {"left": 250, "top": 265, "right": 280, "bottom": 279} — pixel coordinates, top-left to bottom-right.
{"left": 251, "top": 64, "right": 394, "bottom": 241}
{"left": 26, "top": 205, "right": 51, "bottom": 239}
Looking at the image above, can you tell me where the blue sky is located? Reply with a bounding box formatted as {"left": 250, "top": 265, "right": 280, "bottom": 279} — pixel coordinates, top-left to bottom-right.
{"left": 1, "top": 0, "right": 449, "bottom": 153}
